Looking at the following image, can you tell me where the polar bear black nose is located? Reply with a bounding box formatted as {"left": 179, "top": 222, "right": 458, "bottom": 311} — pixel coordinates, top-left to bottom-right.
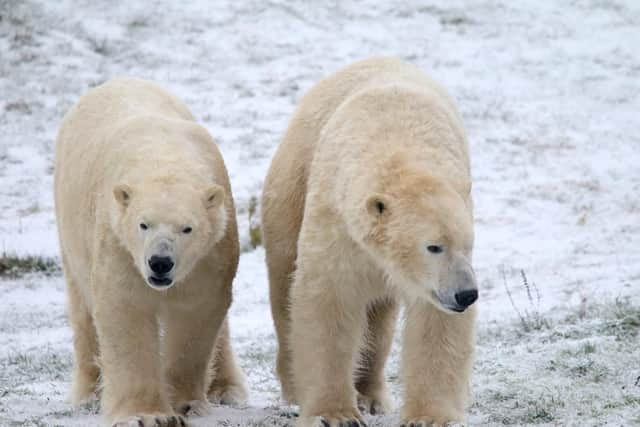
{"left": 149, "top": 256, "right": 174, "bottom": 275}
{"left": 454, "top": 289, "right": 478, "bottom": 308}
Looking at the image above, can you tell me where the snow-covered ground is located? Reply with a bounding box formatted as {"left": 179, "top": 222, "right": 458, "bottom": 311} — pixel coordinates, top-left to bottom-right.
{"left": 1, "top": 1, "right": 639, "bottom": 425}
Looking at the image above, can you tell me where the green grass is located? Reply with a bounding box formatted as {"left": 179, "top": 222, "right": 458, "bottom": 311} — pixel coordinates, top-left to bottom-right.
{"left": 0, "top": 348, "right": 72, "bottom": 388}
{"left": 502, "top": 268, "right": 551, "bottom": 333}
{"left": 0, "top": 253, "right": 60, "bottom": 278}
{"left": 248, "top": 195, "right": 262, "bottom": 249}
{"left": 474, "top": 296, "right": 640, "bottom": 425}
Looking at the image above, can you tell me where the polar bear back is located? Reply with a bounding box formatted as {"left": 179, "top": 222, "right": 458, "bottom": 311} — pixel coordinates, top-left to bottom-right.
{"left": 263, "top": 57, "right": 469, "bottom": 238}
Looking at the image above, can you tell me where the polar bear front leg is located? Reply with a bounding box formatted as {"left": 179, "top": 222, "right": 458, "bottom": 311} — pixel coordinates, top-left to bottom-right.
{"left": 400, "top": 302, "right": 476, "bottom": 426}
{"left": 207, "top": 318, "right": 248, "bottom": 406}
{"left": 290, "top": 271, "right": 368, "bottom": 427}
{"left": 356, "top": 298, "right": 398, "bottom": 415}
{"left": 162, "top": 299, "right": 229, "bottom": 416}
{"left": 65, "top": 269, "right": 100, "bottom": 405}
{"left": 93, "top": 285, "right": 179, "bottom": 426}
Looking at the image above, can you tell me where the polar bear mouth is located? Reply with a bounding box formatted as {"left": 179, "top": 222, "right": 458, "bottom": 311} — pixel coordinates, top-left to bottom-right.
{"left": 444, "top": 305, "right": 467, "bottom": 313}
{"left": 148, "top": 275, "right": 173, "bottom": 287}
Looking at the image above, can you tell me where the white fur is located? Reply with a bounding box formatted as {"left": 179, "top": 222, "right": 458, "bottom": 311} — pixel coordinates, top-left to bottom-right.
{"left": 54, "top": 78, "right": 247, "bottom": 426}
{"left": 262, "top": 58, "right": 477, "bottom": 427}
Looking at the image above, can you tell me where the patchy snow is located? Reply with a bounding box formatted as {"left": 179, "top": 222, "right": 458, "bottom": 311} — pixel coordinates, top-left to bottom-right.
{"left": 1, "top": 0, "right": 639, "bottom": 425}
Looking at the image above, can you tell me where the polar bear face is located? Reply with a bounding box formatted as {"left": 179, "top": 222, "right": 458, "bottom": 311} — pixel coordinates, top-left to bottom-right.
{"left": 111, "top": 182, "right": 227, "bottom": 290}
{"left": 354, "top": 174, "right": 477, "bottom": 313}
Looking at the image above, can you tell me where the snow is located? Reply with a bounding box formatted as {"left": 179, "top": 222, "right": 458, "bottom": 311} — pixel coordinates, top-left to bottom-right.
{"left": 0, "top": 0, "right": 639, "bottom": 425}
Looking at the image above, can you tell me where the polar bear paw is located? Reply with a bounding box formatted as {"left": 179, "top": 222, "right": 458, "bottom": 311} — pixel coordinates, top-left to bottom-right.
{"left": 300, "top": 410, "right": 368, "bottom": 427}
{"left": 399, "top": 419, "right": 464, "bottom": 427}
{"left": 111, "top": 414, "right": 187, "bottom": 427}
{"left": 176, "top": 399, "right": 213, "bottom": 417}
{"left": 357, "top": 391, "right": 392, "bottom": 415}
{"left": 208, "top": 382, "right": 248, "bottom": 406}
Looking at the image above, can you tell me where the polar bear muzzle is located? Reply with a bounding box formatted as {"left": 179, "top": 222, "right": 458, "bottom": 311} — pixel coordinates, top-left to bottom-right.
{"left": 144, "top": 235, "right": 177, "bottom": 289}
{"left": 436, "top": 255, "right": 478, "bottom": 313}
{"left": 148, "top": 255, "right": 174, "bottom": 287}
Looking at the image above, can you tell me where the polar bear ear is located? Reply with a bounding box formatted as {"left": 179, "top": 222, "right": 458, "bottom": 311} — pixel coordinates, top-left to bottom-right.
{"left": 366, "top": 194, "right": 390, "bottom": 217}
{"left": 204, "top": 184, "right": 225, "bottom": 210}
{"left": 113, "top": 184, "right": 133, "bottom": 208}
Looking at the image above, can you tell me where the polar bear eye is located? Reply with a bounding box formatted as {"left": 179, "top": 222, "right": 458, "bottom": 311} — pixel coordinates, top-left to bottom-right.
{"left": 427, "top": 245, "right": 443, "bottom": 254}
{"left": 375, "top": 200, "right": 385, "bottom": 214}
{"left": 139, "top": 223, "right": 148, "bottom": 230}
{"left": 182, "top": 226, "right": 193, "bottom": 234}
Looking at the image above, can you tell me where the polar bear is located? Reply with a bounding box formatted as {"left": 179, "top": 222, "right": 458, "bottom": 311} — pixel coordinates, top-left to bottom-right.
{"left": 54, "top": 78, "right": 247, "bottom": 427}
{"left": 262, "top": 57, "right": 477, "bottom": 427}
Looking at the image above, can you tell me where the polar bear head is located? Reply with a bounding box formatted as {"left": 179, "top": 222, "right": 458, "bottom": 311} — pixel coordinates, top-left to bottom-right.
{"left": 333, "top": 85, "right": 477, "bottom": 313}
{"left": 349, "top": 168, "right": 477, "bottom": 313}
{"left": 110, "top": 179, "right": 227, "bottom": 290}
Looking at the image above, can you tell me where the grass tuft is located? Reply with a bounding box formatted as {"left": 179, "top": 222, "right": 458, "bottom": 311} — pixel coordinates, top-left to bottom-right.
{"left": 248, "top": 195, "right": 262, "bottom": 249}
{"left": 502, "top": 267, "right": 550, "bottom": 332}
{"left": 608, "top": 296, "right": 640, "bottom": 339}
{"left": 0, "top": 253, "right": 60, "bottom": 278}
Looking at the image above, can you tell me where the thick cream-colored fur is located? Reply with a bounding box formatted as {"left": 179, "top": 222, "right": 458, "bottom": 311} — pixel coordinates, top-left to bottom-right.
{"left": 262, "top": 57, "right": 477, "bottom": 427}
{"left": 54, "top": 78, "right": 247, "bottom": 426}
